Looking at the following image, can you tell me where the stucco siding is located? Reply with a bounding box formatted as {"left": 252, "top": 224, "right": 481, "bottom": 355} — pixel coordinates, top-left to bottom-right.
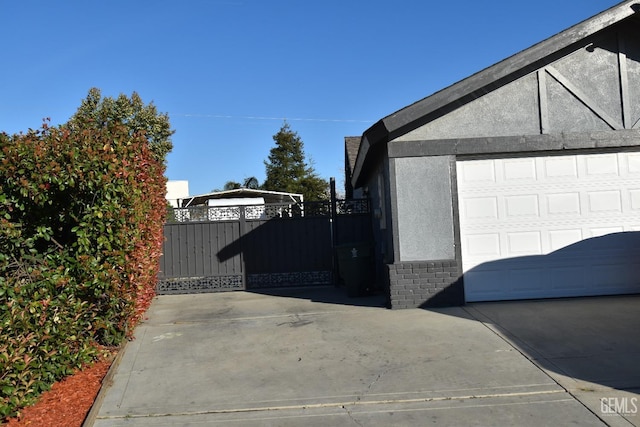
{"left": 395, "top": 74, "right": 541, "bottom": 141}
{"left": 393, "top": 156, "right": 455, "bottom": 261}
{"left": 394, "top": 29, "right": 640, "bottom": 144}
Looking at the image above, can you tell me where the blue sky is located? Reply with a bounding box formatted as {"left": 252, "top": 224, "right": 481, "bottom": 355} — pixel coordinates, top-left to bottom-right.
{"left": 0, "top": 0, "right": 620, "bottom": 196}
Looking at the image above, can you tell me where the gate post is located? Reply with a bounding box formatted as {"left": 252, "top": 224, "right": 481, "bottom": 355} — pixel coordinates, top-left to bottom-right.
{"left": 239, "top": 205, "right": 247, "bottom": 290}
{"left": 330, "top": 177, "right": 338, "bottom": 286}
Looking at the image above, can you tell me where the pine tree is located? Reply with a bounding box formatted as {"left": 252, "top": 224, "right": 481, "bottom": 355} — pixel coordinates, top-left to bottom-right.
{"left": 263, "top": 123, "right": 328, "bottom": 201}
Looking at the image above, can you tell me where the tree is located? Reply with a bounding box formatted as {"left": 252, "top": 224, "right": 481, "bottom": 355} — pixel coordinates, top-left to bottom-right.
{"left": 263, "top": 122, "right": 328, "bottom": 201}
{"left": 68, "top": 88, "right": 174, "bottom": 163}
{"left": 223, "top": 181, "right": 242, "bottom": 191}
{"left": 214, "top": 177, "right": 261, "bottom": 192}
{"left": 244, "top": 176, "right": 260, "bottom": 189}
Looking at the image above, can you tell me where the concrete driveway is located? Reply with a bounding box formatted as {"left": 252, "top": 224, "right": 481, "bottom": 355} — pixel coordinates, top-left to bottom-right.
{"left": 465, "top": 295, "right": 640, "bottom": 427}
{"left": 88, "top": 289, "right": 639, "bottom": 426}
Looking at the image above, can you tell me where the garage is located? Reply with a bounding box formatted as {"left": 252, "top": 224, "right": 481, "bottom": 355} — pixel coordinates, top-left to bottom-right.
{"left": 457, "top": 153, "right": 640, "bottom": 302}
{"left": 349, "top": 1, "right": 640, "bottom": 308}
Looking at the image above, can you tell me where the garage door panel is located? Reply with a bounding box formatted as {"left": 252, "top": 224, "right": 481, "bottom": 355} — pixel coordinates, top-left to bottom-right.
{"left": 465, "top": 233, "right": 501, "bottom": 257}
{"left": 589, "top": 226, "right": 624, "bottom": 237}
{"left": 547, "top": 192, "right": 581, "bottom": 215}
{"left": 549, "top": 266, "right": 588, "bottom": 291}
{"left": 505, "top": 194, "right": 539, "bottom": 217}
{"left": 507, "top": 268, "right": 547, "bottom": 293}
{"left": 543, "top": 156, "right": 578, "bottom": 178}
{"left": 463, "top": 197, "right": 498, "bottom": 220}
{"left": 463, "top": 270, "right": 505, "bottom": 300}
{"left": 584, "top": 153, "right": 619, "bottom": 175}
{"left": 627, "top": 153, "right": 640, "bottom": 173}
{"left": 587, "top": 190, "right": 622, "bottom": 212}
{"left": 503, "top": 158, "right": 537, "bottom": 180}
{"left": 506, "top": 231, "right": 542, "bottom": 255}
{"left": 460, "top": 160, "right": 496, "bottom": 183}
{"left": 548, "top": 229, "right": 583, "bottom": 251}
{"left": 592, "top": 265, "right": 630, "bottom": 289}
{"left": 458, "top": 152, "right": 640, "bottom": 302}
{"left": 629, "top": 189, "right": 640, "bottom": 210}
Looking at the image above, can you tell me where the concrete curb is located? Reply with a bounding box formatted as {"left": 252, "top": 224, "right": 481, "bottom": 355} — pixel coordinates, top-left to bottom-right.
{"left": 82, "top": 342, "right": 128, "bottom": 427}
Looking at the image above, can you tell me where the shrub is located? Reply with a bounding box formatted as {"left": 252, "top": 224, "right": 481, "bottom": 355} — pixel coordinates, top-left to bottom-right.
{"left": 0, "top": 114, "right": 167, "bottom": 418}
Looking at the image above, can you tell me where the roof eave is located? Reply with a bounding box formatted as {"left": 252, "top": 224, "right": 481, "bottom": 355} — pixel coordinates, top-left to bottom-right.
{"left": 352, "top": 0, "right": 640, "bottom": 188}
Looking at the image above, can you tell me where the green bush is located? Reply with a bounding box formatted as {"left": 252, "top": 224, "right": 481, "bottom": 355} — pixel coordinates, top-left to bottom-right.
{"left": 0, "top": 112, "right": 168, "bottom": 418}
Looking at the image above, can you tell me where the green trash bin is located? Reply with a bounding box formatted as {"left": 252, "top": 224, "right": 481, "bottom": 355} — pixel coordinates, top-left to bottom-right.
{"left": 336, "top": 242, "right": 373, "bottom": 297}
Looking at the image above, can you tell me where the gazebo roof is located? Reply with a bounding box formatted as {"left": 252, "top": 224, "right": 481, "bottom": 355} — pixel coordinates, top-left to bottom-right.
{"left": 182, "top": 188, "right": 303, "bottom": 207}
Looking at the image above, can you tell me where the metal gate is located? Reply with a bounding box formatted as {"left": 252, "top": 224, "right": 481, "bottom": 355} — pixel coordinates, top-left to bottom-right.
{"left": 157, "top": 199, "right": 372, "bottom": 294}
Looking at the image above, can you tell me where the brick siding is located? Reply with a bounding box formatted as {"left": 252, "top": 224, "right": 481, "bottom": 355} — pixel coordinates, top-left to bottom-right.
{"left": 387, "top": 260, "right": 464, "bottom": 308}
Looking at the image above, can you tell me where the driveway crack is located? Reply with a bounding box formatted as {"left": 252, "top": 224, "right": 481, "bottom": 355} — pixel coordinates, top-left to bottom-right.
{"left": 366, "top": 369, "right": 386, "bottom": 393}
{"left": 356, "top": 365, "right": 392, "bottom": 403}
{"left": 276, "top": 314, "right": 313, "bottom": 328}
{"left": 342, "top": 404, "right": 364, "bottom": 426}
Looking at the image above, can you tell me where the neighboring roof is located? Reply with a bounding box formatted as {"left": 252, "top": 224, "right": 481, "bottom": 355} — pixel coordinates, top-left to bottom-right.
{"left": 344, "top": 136, "right": 361, "bottom": 176}
{"left": 344, "top": 136, "right": 362, "bottom": 198}
{"left": 353, "top": 0, "right": 640, "bottom": 188}
{"left": 182, "top": 188, "right": 303, "bottom": 207}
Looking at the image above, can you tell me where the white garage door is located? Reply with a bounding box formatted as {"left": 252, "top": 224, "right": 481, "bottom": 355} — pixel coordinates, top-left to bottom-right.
{"left": 457, "top": 152, "right": 640, "bottom": 302}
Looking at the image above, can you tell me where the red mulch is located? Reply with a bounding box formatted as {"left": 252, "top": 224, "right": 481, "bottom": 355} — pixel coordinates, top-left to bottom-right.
{"left": 4, "top": 351, "right": 116, "bottom": 427}
{"left": 3, "top": 290, "right": 154, "bottom": 427}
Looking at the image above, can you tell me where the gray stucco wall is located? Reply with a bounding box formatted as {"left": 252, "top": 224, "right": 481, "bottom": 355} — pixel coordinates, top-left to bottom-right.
{"left": 393, "top": 29, "right": 640, "bottom": 142}
{"left": 391, "top": 156, "right": 455, "bottom": 262}
{"left": 363, "top": 161, "right": 394, "bottom": 292}
{"left": 395, "top": 74, "right": 541, "bottom": 141}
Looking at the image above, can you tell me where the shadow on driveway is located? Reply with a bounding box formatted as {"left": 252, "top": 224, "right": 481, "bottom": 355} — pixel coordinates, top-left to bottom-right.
{"left": 463, "top": 295, "right": 640, "bottom": 390}
{"left": 248, "top": 285, "right": 389, "bottom": 308}
{"left": 460, "top": 295, "right": 640, "bottom": 425}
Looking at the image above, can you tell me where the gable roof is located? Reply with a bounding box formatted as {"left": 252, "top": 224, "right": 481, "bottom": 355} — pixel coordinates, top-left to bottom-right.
{"left": 352, "top": 0, "right": 640, "bottom": 188}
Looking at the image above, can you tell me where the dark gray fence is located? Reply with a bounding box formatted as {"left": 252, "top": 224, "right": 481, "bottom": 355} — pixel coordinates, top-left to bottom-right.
{"left": 158, "top": 199, "right": 372, "bottom": 294}
{"left": 159, "top": 221, "right": 244, "bottom": 293}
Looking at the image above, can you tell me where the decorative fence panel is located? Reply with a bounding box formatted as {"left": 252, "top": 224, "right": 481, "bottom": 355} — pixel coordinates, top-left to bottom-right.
{"left": 158, "top": 199, "right": 372, "bottom": 294}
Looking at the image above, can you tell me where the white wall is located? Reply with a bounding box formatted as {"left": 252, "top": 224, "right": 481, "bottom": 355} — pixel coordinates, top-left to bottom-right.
{"left": 166, "top": 180, "right": 190, "bottom": 207}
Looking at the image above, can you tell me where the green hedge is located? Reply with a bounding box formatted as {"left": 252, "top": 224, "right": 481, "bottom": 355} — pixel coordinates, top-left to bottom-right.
{"left": 0, "top": 118, "right": 167, "bottom": 418}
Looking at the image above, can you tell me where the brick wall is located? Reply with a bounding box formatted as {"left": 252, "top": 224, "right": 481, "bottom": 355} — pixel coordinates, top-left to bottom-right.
{"left": 387, "top": 260, "right": 464, "bottom": 308}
